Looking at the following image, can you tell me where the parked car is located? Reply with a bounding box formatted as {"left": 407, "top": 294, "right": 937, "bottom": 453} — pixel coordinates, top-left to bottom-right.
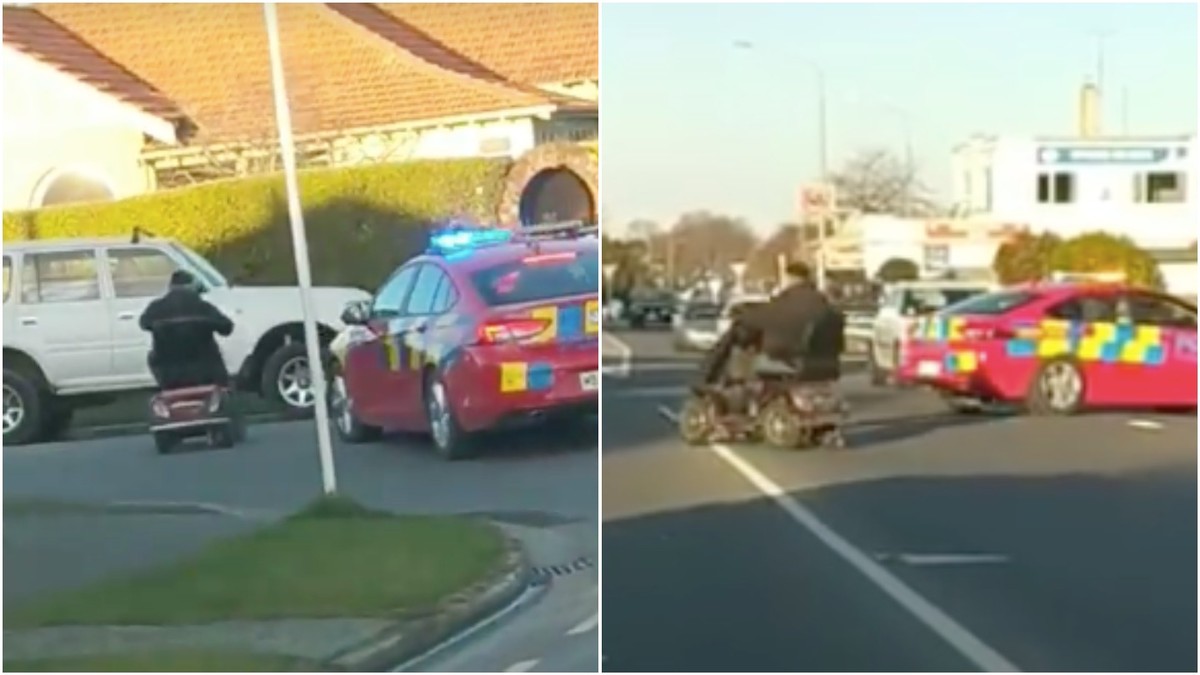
{"left": 328, "top": 222, "right": 599, "bottom": 460}
{"left": 896, "top": 281, "right": 1198, "bottom": 414}
{"left": 868, "top": 279, "right": 993, "bottom": 385}
{"left": 2, "top": 235, "right": 369, "bottom": 444}
{"left": 673, "top": 293, "right": 770, "bottom": 352}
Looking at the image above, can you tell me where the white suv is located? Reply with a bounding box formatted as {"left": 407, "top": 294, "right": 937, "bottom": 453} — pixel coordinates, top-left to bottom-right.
{"left": 868, "top": 280, "right": 993, "bottom": 385}
{"left": 2, "top": 236, "right": 370, "bottom": 444}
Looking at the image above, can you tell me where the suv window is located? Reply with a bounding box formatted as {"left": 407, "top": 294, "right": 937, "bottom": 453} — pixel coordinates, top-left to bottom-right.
{"left": 1121, "top": 293, "right": 1197, "bottom": 329}
{"left": 373, "top": 265, "right": 418, "bottom": 317}
{"left": 22, "top": 250, "right": 101, "bottom": 304}
{"left": 2, "top": 256, "right": 11, "bottom": 303}
{"left": 109, "top": 247, "right": 178, "bottom": 298}
{"left": 1046, "top": 294, "right": 1118, "bottom": 322}
{"left": 405, "top": 265, "right": 444, "bottom": 315}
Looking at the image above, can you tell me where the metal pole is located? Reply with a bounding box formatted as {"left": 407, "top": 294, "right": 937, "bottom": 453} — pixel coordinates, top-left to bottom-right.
{"left": 815, "top": 66, "right": 829, "bottom": 291}
{"left": 263, "top": 2, "right": 338, "bottom": 495}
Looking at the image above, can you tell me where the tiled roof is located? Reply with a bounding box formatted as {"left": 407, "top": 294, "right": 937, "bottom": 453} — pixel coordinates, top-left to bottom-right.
{"left": 25, "top": 3, "right": 588, "bottom": 144}
{"left": 376, "top": 3, "right": 598, "bottom": 86}
{"left": 2, "top": 6, "right": 191, "bottom": 134}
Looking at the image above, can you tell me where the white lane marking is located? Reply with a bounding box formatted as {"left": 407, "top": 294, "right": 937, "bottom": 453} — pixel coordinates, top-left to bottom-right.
{"left": 504, "top": 659, "right": 540, "bottom": 672}
{"left": 658, "top": 407, "right": 1021, "bottom": 673}
{"left": 608, "top": 385, "right": 689, "bottom": 399}
{"left": 601, "top": 332, "right": 632, "bottom": 377}
{"left": 566, "top": 613, "right": 598, "bottom": 636}
{"left": 1128, "top": 418, "right": 1164, "bottom": 431}
{"left": 877, "top": 553, "right": 1011, "bottom": 566}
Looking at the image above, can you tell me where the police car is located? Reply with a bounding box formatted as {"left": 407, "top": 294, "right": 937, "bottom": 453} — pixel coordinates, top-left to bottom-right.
{"left": 328, "top": 222, "right": 599, "bottom": 459}
{"left": 897, "top": 274, "right": 1198, "bottom": 414}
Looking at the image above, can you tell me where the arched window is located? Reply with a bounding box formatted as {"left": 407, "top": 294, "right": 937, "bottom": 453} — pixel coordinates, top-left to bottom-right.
{"left": 34, "top": 168, "right": 115, "bottom": 208}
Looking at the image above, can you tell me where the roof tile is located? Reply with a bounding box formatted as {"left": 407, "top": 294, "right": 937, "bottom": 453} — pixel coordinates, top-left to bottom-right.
{"left": 33, "top": 3, "right": 568, "bottom": 143}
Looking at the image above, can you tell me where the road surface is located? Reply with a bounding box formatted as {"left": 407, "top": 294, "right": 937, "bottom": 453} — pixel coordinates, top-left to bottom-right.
{"left": 602, "top": 329, "right": 1197, "bottom": 673}
{"left": 4, "top": 418, "right": 599, "bottom": 672}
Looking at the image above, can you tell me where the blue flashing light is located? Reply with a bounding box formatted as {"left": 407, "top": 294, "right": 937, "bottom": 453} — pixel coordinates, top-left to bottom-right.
{"left": 429, "top": 228, "right": 514, "bottom": 253}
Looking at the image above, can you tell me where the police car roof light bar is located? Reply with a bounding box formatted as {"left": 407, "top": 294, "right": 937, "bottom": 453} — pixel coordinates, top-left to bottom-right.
{"left": 427, "top": 227, "right": 514, "bottom": 254}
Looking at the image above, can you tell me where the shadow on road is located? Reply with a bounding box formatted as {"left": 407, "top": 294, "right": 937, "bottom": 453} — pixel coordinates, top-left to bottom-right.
{"left": 379, "top": 417, "right": 598, "bottom": 462}
{"left": 602, "top": 466, "right": 1197, "bottom": 673}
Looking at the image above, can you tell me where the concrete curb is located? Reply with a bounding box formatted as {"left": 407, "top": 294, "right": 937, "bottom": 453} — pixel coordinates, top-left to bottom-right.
{"left": 323, "top": 529, "right": 532, "bottom": 672}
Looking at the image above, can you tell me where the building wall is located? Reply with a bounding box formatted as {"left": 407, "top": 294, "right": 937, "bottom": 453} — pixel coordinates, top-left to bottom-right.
{"left": 953, "top": 135, "right": 1197, "bottom": 249}
{"left": 2, "top": 48, "right": 153, "bottom": 210}
{"left": 854, "top": 215, "right": 1007, "bottom": 280}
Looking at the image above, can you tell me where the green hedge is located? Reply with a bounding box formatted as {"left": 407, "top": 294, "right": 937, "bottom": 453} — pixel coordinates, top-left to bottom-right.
{"left": 993, "top": 230, "right": 1164, "bottom": 289}
{"left": 3, "top": 158, "right": 512, "bottom": 290}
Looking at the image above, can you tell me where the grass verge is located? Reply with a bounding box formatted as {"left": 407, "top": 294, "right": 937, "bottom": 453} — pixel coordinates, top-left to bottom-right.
{"left": 6, "top": 496, "right": 507, "bottom": 627}
{"left": 4, "top": 649, "right": 320, "bottom": 672}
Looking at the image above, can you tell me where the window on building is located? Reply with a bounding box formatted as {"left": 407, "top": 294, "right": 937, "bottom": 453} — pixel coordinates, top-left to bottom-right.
{"left": 1133, "top": 172, "right": 1186, "bottom": 204}
{"left": 1036, "top": 172, "right": 1075, "bottom": 204}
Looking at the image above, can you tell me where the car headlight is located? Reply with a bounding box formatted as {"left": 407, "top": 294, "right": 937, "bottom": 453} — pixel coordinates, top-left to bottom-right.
{"left": 151, "top": 400, "right": 170, "bottom": 418}
{"left": 207, "top": 390, "right": 223, "bottom": 413}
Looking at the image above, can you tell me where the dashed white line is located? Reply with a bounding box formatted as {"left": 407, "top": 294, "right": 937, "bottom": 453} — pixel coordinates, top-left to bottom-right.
{"left": 657, "top": 406, "right": 1022, "bottom": 673}
{"left": 602, "top": 332, "right": 632, "bottom": 377}
{"left": 504, "top": 658, "right": 540, "bottom": 672}
{"left": 1128, "top": 418, "right": 1165, "bottom": 431}
{"left": 566, "top": 613, "right": 598, "bottom": 636}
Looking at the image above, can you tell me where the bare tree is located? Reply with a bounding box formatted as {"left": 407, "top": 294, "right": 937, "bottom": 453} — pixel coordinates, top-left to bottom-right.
{"left": 827, "top": 147, "right": 936, "bottom": 216}
{"left": 746, "top": 223, "right": 805, "bottom": 282}
{"left": 659, "top": 211, "right": 759, "bottom": 282}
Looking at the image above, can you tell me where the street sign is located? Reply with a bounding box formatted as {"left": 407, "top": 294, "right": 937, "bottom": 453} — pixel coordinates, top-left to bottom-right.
{"left": 797, "top": 183, "right": 836, "bottom": 221}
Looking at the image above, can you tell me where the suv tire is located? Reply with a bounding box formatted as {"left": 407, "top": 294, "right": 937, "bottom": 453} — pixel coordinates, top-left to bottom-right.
{"left": 262, "top": 342, "right": 323, "bottom": 418}
{"left": 3, "top": 367, "right": 45, "bottom": 446}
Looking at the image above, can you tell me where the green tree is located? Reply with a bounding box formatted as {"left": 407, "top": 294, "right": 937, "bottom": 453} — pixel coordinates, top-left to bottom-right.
{"left": 992, "top": 231, "right": 1063, "bottom": 284}
{"left": 1050, "top": 232, "right": 1163, "bottom": 289}
{"left": 876, "top": 257, "right": 920, "bottom": 282}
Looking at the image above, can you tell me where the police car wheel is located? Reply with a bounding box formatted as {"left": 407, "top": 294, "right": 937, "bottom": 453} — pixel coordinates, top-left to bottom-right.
{"left": 328, "top": 371, "right": 380, "bottom": 444}
{"left": 425, "top": 374, "right": 473, "bottom": 461}
{"left": 1027, "top": 359, "right": 1085, "bottom": 415}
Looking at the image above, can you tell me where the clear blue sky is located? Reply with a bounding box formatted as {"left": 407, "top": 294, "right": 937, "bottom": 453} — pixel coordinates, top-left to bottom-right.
{"left": 601, "top": 2, "right": 1199, "bottom": 235}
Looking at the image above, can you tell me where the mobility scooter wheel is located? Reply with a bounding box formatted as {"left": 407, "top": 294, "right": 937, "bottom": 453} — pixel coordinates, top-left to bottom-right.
{"left": 761, "top": 399, "right": 810, "bottom": 449}
{"left": 154, "top": 431, "right": 179, "bottom": 454}
{"left": 678, "top": 395, "right": 717, "bottom": 445}
{"left": 208, "top": 426, "right": 236, "bottom": 449}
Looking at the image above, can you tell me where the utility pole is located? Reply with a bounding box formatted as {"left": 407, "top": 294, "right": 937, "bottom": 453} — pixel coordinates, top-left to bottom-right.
{"left": 1091, "top": 30, "right": 1113, "bottom": 134}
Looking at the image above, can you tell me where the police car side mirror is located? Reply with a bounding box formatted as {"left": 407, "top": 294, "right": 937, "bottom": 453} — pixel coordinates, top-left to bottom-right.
{"left": 341, "top": 300, "right": 370, "bottom": 326}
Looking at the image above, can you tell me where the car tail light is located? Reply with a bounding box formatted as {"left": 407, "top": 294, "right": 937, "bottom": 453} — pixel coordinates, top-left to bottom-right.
{"left": 476, "top": 318, "right": 549, "bottom": 344}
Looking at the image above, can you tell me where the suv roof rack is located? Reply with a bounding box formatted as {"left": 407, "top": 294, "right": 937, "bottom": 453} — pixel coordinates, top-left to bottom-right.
{"left": 515, "top": 220, "right": 598, "bottom": 240}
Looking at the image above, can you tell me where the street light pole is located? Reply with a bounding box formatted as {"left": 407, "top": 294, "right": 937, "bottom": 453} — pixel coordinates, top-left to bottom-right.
{"left": 263, "top": 2, "right": 338, "bottom": 495}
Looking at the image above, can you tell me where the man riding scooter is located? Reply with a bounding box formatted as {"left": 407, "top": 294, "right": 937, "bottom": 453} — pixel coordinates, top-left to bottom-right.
{"left": 140, "top": 270, "right": 234, "bottom": 389}
{"left": 691, "top": 261, "right": 846, "bottom": 444}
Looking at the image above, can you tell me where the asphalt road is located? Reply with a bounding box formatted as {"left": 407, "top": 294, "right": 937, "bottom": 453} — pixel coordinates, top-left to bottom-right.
{"left": 4, "top": 417, "right": 599, "bottom": 673}
{"left": 602, "top": 328, "right": 1198, "bottom": 673}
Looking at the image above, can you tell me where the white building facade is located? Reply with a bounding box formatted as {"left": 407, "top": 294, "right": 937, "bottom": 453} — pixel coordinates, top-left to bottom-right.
{"left": 951, "top": 134, "right": 1197, "bottom": 294}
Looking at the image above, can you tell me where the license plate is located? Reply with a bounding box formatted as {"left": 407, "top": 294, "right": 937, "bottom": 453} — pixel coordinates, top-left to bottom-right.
{"left": 579, "top": 371, "right": 599, "bottom": 391}
{"left": 917, "top": 360, "right": 942, "bottom": 377}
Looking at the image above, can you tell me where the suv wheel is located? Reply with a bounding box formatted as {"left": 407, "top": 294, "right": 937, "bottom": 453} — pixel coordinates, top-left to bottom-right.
{"left": 424, "top": 374, "right": 473, "bottom": 460}
{"left": 262, "top": 342, "right": 322, "bottom": 417}
{"left": 328, "top": 370, "right": 381, "bottom": 443}
{"left": 3, "top": 368, "right": 45, "bottom": 446}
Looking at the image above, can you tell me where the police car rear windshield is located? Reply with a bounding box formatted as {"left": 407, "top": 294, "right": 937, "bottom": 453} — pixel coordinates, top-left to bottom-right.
{"left": 472, "top": 251, "right": 598, "bottom": 306}
{"left": 943, "top": 289, "right": 1039, "bottom": 316}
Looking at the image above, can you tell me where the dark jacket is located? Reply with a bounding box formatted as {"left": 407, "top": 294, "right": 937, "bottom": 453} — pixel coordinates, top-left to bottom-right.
{"left": 140, "top": 288, "right": 234, "bottom": 388}
{"left": 738, "top": 282, "right": 841, "bottom": 361}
